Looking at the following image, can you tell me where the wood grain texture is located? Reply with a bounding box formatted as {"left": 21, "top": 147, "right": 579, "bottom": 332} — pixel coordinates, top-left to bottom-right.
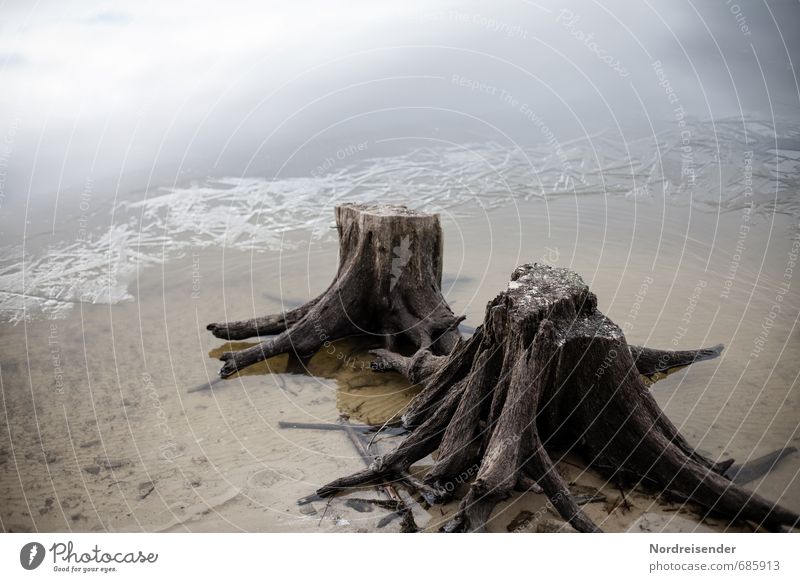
{"left": 207, "top": 203, "right": 462, "bottom": 377}
{"left": 317, "top": 263, "right": 798, "bottom": 533}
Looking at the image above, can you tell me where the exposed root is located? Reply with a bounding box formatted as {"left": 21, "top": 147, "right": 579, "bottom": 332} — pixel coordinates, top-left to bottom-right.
{"left": 315, "top": 264, "right": 798, "bottom": 533}
{"left": 207, "top": 204, "right": 462, "bottom": 378}
{"left": 207, "top": 297, "right": 320, "bottom": 340}
{"left": 629, "top": 343, "right": 725, "bottom": 376}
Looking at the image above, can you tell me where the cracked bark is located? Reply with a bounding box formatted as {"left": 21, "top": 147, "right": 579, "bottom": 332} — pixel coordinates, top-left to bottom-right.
{"left": 317, "top": 263, "right": 799, "bottom": 533}
{"left": 207, "top": 203, "right": 462, "bottom": 378}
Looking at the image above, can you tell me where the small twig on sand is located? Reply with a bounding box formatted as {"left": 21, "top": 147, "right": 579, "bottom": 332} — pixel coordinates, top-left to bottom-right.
{"left": 338, "top": 417, "right": 418, "bottom": 532}
{"left": 187, "top": 376, "right": 225, "bottom": 394}
{"left": 278, "top": 420, "right": 371, "bottom": 433}
{"left": 318, "top": 497, "right": 333, "bottom": 527}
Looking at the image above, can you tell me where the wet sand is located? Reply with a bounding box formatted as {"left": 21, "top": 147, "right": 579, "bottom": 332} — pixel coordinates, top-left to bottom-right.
{"left": 1, "top": 195, "right": 798, "bottom": 532}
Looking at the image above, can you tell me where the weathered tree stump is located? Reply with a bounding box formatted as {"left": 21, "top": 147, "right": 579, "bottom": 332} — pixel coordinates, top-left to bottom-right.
{"left": 316, "top": 264, "right": 799, "bottom": 533}
{"left": 207, "top": 203, "right": 462, "bottom": 377}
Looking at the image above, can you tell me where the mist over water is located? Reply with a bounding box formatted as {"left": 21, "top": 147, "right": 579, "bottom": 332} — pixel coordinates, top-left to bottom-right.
{"left": 1, "top": 0, "right": 798, "bottom": 318}
{"left": 2, "top": 117, "right": 799, "bottom": 322}
{"left": 1, "top": 0, "right": 798, "bottom": 205}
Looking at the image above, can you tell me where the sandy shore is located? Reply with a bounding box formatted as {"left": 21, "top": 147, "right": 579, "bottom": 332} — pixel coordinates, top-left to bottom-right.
{"left": 1, "top": 196, "right": 798, "bottom": 532}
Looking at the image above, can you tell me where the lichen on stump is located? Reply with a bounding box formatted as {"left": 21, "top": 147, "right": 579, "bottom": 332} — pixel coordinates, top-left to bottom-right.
{"left": 316, "top": 263, "right": 800, "bottom": 533}
{"left": 207, "top": 203, "right": 462, "bottom": 377}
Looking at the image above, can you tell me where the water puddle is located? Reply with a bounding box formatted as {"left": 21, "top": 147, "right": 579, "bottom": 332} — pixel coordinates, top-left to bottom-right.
{"left": 208, "top": 337, "right": 420, "bottom": 426}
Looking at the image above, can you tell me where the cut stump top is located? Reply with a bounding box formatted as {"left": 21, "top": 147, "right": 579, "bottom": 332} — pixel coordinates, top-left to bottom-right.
{"left": 337, "top": 202, "right": 436, "bottom": 219}
{"left": 488, "top": 263, "right": 625, "bottom": 345}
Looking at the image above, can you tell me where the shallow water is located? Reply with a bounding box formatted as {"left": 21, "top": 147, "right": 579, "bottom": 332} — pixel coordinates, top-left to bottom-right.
{"left": 4, "top": 118, "right": 798, "bottom": 324}
{"left": 1, "top": 128, "right": 799, "bottom": 532}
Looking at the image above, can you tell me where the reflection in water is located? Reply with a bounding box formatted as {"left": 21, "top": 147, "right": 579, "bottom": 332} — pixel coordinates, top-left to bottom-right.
{"left": 209, "top": 337, "right": 420, "bottom": 426}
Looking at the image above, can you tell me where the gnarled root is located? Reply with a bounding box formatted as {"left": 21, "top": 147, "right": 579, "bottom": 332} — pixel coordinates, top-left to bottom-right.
{"left": 629, "top": 343, "right": 725, "bottom": 376}
{"left": 207, "top": 203, "right": 462, "bottom": 378}
{"left": 316, "top": 264, "right": 799, "bottom": 533}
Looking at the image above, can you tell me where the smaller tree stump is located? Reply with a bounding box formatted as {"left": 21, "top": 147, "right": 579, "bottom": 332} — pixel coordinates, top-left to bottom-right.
{"left": 207, "top": 203, "right": 463, "bottom": 377}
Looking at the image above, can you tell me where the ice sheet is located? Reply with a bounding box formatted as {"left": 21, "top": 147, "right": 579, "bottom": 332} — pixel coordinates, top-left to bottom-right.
{"left": 2, "top": 117, "right": 798, "bottom": 323}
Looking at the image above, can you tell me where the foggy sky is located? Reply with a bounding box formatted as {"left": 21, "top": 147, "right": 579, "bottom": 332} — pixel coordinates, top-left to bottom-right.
{"left": 0, "top": 0, "right": 798, "bottom": 223}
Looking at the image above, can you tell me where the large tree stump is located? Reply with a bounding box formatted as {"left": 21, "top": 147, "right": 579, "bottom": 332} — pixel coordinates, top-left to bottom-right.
{"left": 207, "top": 203, "right": 463, "bottom": 377}
{"left": 316, "top": 264, "right": 799, "bottom": 533}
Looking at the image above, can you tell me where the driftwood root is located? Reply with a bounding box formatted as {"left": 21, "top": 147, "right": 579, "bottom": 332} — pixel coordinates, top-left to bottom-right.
{"left": 316, "top": 264, "right": 799, "bottom": 533}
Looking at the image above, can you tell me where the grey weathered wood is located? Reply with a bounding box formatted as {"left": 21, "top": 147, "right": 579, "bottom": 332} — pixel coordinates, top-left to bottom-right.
{"left": 317, "top": 263, "right": 799, "bottom": 533}
{"left": 207, "top": 203, "right": 462, "bottom": 377}
{"left": 629, "top": 343, "right": 724, "bottom": 376}
{"left": 206, "top": 202, "right": 791, "bottom": 533}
